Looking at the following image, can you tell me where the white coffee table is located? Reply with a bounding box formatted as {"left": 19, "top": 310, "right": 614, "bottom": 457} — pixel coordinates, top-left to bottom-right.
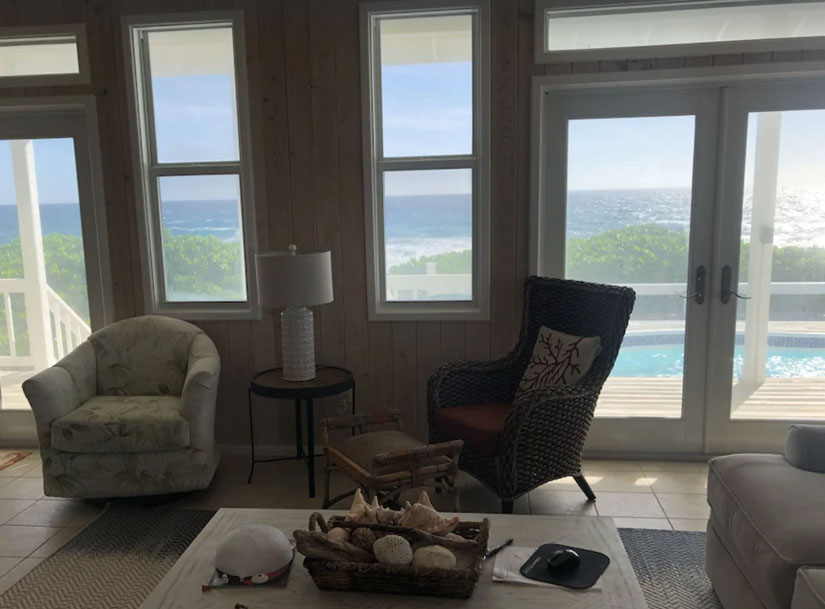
{"left": 139, "top": 509, "right": 648, "bottom": 609}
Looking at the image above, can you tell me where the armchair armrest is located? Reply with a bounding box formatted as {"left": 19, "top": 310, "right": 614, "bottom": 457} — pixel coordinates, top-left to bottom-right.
{"left": 181, "top": 333, "right": 220, "bottom": 451}
{"left": 23, "top": 341, "right": 97, "bottom": 449}
{"left": 498, "top": 384, "right": 600, "bottom": 496}
{"left": 427, "top": 357, "right": 522, "bottom": 438}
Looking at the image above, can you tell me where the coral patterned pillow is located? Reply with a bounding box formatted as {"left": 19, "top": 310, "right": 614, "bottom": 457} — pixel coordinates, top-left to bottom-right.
{"left": 517, "top": 326, "right": 601, "bottom": 394}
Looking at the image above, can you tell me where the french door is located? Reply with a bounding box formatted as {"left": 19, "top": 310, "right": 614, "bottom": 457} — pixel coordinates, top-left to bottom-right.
{"left": 0, "top": 98, "right": 111, "bottom": 441}
{"left": 535, "top": 76, "right": 825, "bottom": 455}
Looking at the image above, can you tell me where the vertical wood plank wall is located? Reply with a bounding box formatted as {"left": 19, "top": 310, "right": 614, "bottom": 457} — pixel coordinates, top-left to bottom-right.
{"left": 0, "top": 0, "right": 819, "bottom": 448}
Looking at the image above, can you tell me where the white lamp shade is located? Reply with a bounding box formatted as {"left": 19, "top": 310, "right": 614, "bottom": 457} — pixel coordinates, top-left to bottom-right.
{"left": 256, "top": 248, "right": 334, "bottom": 308}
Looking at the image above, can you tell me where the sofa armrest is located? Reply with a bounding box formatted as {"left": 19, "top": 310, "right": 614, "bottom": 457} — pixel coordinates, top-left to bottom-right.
{"left": 22, "top": 366, "right": 83, "bottom": 449}
{"left": 785, "top": 425, "right": 825, "bottom": 473}
{"left": 793, "top": 568, "right": 825, "bottom": 609}
{"left": 181, "top": 332, "right": 221, "bottom": 451}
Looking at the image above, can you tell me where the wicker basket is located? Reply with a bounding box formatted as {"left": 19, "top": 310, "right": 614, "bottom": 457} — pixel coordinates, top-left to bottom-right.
{"left": 300, "top": 513, "right": 490, "bottom": 598}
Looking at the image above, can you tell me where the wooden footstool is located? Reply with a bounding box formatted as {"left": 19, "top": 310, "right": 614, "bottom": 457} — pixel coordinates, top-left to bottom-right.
{"left": 322, "top": 410, "right": 463, "bottom": 510}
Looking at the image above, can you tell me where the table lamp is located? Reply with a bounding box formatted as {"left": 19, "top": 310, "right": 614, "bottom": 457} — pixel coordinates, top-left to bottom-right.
{"left": 256, "top": 245, "right": 333, "bottom": 381}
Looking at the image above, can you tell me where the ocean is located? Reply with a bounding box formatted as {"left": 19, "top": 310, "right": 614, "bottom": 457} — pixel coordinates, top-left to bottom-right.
{"left": 1, "top": 186, "right": 823, "bottom": 266}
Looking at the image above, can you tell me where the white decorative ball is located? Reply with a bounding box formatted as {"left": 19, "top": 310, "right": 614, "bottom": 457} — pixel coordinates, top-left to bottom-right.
{"left": 215, "top": 524, "right": 293, "bottom": 581}
{"left": 412, "top": 545, "right": 457, "bottom": 569}
{"left": 327, "top": 527, "right": 351, "bottom": 543}
{"left": 373, "top": 534, "right": 413, "bottom": 565}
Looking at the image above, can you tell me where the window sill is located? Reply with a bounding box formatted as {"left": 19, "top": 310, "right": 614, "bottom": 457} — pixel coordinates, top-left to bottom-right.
{"left": 147, "top": 302, "right": 261, "bottom": 322}
{"left": 368, "top": 301, "right": 489, "bottom": 322}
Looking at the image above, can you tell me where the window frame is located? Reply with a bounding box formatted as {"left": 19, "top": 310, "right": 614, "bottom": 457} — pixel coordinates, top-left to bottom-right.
{"left": 0, "top": 24, "right": 90, "bottom": 88}
{"left": 534, "top": 0, "right": 825, "bottom": 64}
{"left": 123, "top": 12, "right": 259, "bottom": 320}
{"left": 361, "top": 0, "right": 491, "bottom": 321}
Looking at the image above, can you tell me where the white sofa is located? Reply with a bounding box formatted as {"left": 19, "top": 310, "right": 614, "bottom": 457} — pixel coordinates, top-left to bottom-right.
{"left": 706, "top": 425, "right": 825, "bottom": 609}
{"left": 23, "top": 315, "right": 220, "bottom": 498}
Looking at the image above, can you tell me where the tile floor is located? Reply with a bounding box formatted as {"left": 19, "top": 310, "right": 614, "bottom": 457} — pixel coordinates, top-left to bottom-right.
{"left": 0, "top": 449, "right": 711, "bottom": 594}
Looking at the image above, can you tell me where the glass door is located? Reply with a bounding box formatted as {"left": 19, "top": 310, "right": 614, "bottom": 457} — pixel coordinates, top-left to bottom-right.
{"left": 0, "top": 104, "right": 110, "bottom": 414}
{"left": 537, "top": 86, "right": 720, "bottom": 453}
{"left": 705, "top": 80, "right": 825, "bottom": 453}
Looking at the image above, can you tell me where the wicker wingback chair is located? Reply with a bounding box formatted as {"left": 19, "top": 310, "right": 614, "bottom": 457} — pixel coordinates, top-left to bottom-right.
{"left": 427, "top": 277, "right": 635, "bottom": 513}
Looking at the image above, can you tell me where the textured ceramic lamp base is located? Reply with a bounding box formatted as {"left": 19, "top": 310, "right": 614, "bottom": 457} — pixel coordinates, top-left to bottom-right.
{"left": 281, "top": 307, "right": 316, "bottom": 381}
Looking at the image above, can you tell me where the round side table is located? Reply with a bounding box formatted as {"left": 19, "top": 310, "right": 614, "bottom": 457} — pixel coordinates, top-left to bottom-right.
{"left": 247, "top": 366, "right": 355, "bottom": 498}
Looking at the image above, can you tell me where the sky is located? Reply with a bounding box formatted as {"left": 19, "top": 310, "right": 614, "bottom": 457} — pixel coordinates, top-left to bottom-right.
{"left": 2, "top": 66, "right": 825, "bottom": 207}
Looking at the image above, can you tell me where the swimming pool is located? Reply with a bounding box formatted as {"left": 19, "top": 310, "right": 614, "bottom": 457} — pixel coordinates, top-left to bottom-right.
{"left": 613, "top": 342, "right": 825, "bottom": 378}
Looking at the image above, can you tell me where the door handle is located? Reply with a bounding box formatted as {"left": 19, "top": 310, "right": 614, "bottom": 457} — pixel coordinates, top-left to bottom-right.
{"left": 681, "top": 265, "right": 706, "bottom": 305}
{"left": 720, "top": 265, "right": 751, "bottom": 304}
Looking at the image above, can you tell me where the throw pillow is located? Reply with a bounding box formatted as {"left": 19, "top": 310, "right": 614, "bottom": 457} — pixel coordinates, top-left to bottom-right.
{"left": 517, "top": 326, "right": 601, "bottom": 394}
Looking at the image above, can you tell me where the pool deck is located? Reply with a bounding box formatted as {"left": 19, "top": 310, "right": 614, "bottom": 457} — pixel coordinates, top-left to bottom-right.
{"left": 596, "top": 376, "right": 825, "bottom": 420}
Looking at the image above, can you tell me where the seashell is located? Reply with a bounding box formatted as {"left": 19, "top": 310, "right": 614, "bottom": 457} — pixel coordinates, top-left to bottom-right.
{"left": 444, "top": 532, "right": 464, "bottom": 542}
{"left": 399, "top": 502, "right": 458, "bottom": 535}
{"left": 350, "top": 527, "right": 377, "bottom": 552}
{"left": 373, "top": 534, "right": 413, "bottom": 565}
{"left": 411, "top": 545, "right": 457, "bottom": 569}
{"left": 346, "top": 489, "right": 377, "bottom": 524}
{"left": 326, "top": 527, "right": 350, "bottom": 543}
{"left": 250, "top": 573, "right": 269, "bottom": 584}
{"left": 370, "top": 495, "right": 402, "bottom": 525}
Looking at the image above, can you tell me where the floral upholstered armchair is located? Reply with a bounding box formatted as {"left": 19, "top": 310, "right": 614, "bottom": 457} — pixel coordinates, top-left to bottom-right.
{"left": 428, "top": 277, "right": 635, "bottom": 513}
{"left": 23, "top": 315, "right": 220, "bottom": 498}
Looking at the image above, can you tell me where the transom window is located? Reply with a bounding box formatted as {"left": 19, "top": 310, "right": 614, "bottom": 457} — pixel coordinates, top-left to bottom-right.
{"left": 361, "top": 1, "right": 490, "bottom": 321}
{"left": 125, "top": 15, "right": 257, "bottom": 319}
{"left": 0, "top": 26, "right": 88, "bottom": 86}
{"left": 536, "top": 1, "right": 825, "bottom": 63}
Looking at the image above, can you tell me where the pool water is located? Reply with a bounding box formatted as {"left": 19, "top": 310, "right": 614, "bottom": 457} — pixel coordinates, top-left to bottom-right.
{"left": 612, "top": 345, "right": 825, "bottom": 378}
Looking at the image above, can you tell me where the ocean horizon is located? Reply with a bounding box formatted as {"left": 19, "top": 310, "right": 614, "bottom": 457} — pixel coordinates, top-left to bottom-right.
{"left": 2, "top": 186, "right": 823, "bottom": 268}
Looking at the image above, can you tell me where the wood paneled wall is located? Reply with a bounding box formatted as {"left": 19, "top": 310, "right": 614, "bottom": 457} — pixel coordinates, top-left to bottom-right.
{"left": 1, "top": 0, "right": 819, "bottom": 448}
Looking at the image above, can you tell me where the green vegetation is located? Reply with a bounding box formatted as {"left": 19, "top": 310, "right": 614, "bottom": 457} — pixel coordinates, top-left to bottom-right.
{"left": 2, "top": 224, "right": 823, "bottom": 356}
{"left": 0, "top": 231, "right": 244, "bottom": 355}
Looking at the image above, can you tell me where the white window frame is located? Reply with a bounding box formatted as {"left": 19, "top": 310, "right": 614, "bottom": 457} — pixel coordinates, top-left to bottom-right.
{"left": 535, "top": 0, "right": 825, "bottom": 64}
{"left": 123, "top": 12, "right": 258, "bottom": 320}
{"left": 0, "top": 24, "right": 90, "bottom": 88}
{"left": 361, "top": 0, "right": 491, "bottom": 321}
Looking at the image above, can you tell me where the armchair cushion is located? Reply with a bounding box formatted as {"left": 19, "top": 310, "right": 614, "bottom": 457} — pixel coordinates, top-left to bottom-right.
{"left": 434, "top": 402, "right": 514, "bottom": 456}
{"left": 52, "top": 395, "right": 189, "bottom": 453}
{"left": 90, "top": 315, "right": 200, "bottom": 396}
{"left": 516, "top": 326, "right": 601, "bottom": 395}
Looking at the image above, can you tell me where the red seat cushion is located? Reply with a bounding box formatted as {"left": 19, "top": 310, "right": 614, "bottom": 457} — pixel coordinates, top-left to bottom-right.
{"left": 434, "top": 403, "right": 514, "bottom": 456}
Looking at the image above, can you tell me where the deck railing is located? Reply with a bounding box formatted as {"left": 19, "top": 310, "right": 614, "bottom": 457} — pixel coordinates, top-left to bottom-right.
{"left": 0, "top": 278, "right": 91, "bottom": 368}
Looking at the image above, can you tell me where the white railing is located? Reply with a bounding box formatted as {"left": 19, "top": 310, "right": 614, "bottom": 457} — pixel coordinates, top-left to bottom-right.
{"left": 46, "top": 286, "right": 91, "bottom": 360}
{"left": 620, "top": 281, "right": 825, "bottom": 297}
{"left": 0, "top": 279, "right": 91, "bottom": 368}
{"left": 0, "top": 278, "right": 32, "bottom": 367}
{"left": 385, "top": 274, "right": 825, "bottom": 301}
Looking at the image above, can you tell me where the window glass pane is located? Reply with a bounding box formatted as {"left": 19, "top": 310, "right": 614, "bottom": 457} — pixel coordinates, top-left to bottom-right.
{"left": 147, "top": 27, "right": 239, "bottom": 163}
{"left": 547, "top": 2, "right": 825, "bottom": 52}
{"left": 379, "top": 14, "right": 472, "bottom": 157}
{"left": 384, "top": 168, "right": 472, "bottom": 302}
{"left": 158, "top": 174, "right": 246, "bottom": 302}
{"left": 731, "top": 109, "right": 825, "bottom": 420}
{"left": 0, "top": 36, "right": 79, "bottom": 77}
{"left": 564, "top": 116, "right": 696, "bottom": 418}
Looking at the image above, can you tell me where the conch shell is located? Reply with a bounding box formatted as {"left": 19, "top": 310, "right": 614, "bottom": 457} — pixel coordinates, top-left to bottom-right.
{"left": 346, "top": 489, "right": 377, "bottom": 524}
{"left": 398, "top": 491, "right": 458, "bottom": 535}
{"left": 370, "top": 495, "right": 402, "bottom": 525}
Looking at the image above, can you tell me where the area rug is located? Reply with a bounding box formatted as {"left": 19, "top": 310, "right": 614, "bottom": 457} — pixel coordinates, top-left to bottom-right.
{"left": 0, "top": 504, "right": 214, "bottom": 609}
{"left": 620, "top": 527, "right": 722, "bottom": 609}
{"left": 0, "top": 451, "right": 31, "bottom": 472}
{"left": 1, "top": 505, "right": 721, "bottom": 609}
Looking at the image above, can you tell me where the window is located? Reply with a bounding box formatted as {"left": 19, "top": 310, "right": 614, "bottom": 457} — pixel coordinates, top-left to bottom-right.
{"left": 125, "top": 15, "right": 257, "bottom": 318}
{"left": 0, "top": 26, "right": 88, "bottom": 86}
{"left": 362, "top": 1, "right": 490, "bottom": 320}
{"left": 535, "top": 1, "right": 825, "bottom": 63}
